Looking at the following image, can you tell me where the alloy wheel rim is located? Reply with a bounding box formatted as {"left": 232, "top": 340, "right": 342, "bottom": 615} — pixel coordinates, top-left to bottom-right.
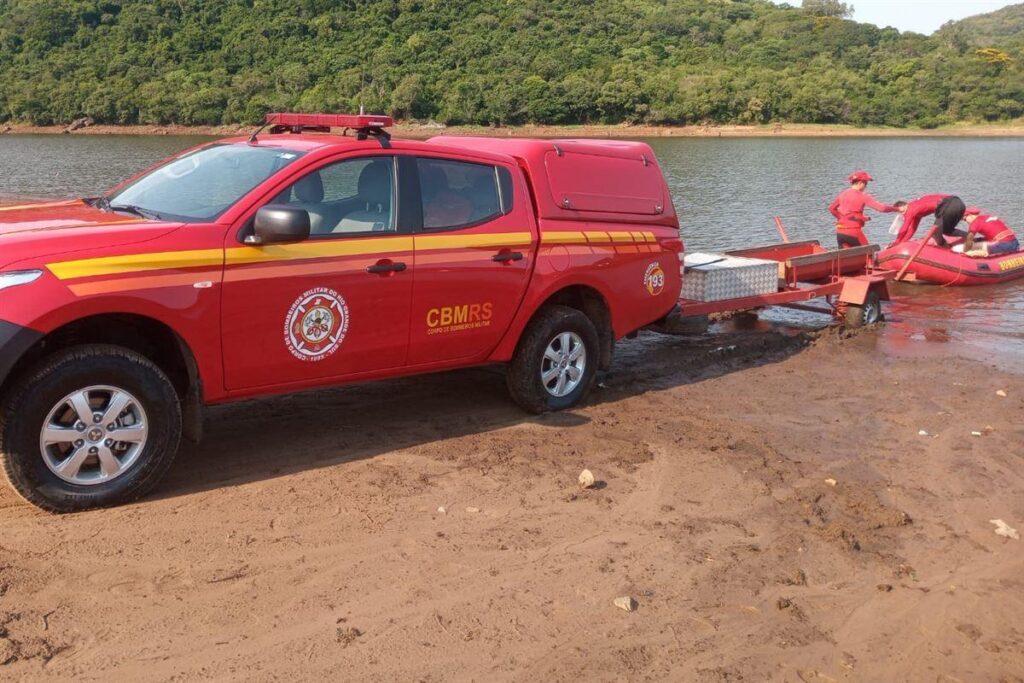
{"left": 541, "top": 331, "right": 586, "bottom": 398}
{"left": 864, "top": 300, "right": 881, "bottom": 324}
{"left": 39, "top": 385, "right": 149, "bottom": 486}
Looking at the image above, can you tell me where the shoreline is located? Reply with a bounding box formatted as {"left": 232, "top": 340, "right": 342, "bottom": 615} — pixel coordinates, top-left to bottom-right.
{"left": 4, "top": 121, "right": 1024, "bottom": 139}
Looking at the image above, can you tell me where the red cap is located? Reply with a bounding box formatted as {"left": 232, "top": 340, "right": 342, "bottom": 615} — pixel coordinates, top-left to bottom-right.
{"left": 848, "top": 171, "right": 873, "bottom": 183}
{"left": 964, "top": 206, "right": 982, "bottom": 216}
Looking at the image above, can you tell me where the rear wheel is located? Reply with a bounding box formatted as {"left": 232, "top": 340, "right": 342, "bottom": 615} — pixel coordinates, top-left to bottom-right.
{"left": 507, "top": 305, "right": 599, "bottom": 414}
{"left": 844, "top": 291, "right": 884, "bottom": 329}
{"left": 0, "top": 345, "right": 182, "bottom": 512}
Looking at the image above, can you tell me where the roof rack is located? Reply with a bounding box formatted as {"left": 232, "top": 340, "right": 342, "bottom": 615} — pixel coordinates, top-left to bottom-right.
{"left": 265, "top": 112, "right": 392, "bottom": 138}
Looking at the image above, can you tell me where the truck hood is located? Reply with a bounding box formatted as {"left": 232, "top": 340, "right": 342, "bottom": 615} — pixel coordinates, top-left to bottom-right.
{"left": 0, "top": 199, "right": 183, "bottom": 269}
{"left": 1, "top": 199, "right": 152, "bottom": 234}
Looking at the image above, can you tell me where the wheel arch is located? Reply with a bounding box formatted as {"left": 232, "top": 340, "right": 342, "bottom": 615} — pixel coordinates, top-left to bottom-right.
{"left": 1, "top": 313, "right": 203, "bottom": 442}
{"left": 496, "top": 284, "right": 615, "bottom": 371}
{"left": 540, "top": 285, "right": 614, "bottom": 370}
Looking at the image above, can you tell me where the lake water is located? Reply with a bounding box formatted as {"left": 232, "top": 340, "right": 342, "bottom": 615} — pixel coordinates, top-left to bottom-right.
{"left": 2, "top": 133, "right": 1022, "bottom": 369}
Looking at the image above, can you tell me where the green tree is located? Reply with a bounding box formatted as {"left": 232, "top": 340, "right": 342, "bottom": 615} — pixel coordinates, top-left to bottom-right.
{"left": 390, "top": 74, "right": 433, "bottom": 120}
{"left": 802, "top": 0, "right": 854, "bottom": 19}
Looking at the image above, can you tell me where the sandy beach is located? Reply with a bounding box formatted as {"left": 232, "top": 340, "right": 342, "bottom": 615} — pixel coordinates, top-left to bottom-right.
{"left": 1, "top": 326, "right": 1021, "bottom": 680}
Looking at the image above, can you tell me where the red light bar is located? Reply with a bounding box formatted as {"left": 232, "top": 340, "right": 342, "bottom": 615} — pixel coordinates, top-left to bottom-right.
{"left": 265, "top": 113, "right": 393, "bottom": 129}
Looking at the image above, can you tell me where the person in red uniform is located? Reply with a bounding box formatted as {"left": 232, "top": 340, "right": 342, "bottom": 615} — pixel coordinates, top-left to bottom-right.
{"left": 890, "top": 193, "right": 949, "bottom": 244}
{"left": 829, "top": 171, "right": 900, "bottom": 248}
{"left": 962, "top": 207, "right": 1020, "bottom": 256}
{"left": 891, "top": 194, "right": 968, "bottom": 248}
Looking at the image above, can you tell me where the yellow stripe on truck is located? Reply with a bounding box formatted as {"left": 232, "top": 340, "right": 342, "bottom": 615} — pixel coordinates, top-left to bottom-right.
{"left": 47, "top": 228, "right": 666, "bottom": 281}
{"left": 540, "top": 231, "right": 589, "bottom": 245}
{"left": 47, "top": 231, "right": 535, "bottom": 281}
{"left": 609, "top": 231, "right": 635, "bottom": 243}
{"left": 415, "top": 232, "right": 533, "bottom": 250}
{"left": 48, "top": 248, "right": 225, "bottom": 280}
{"left": 543, "top": 230, "right": 658, "bottom": 246}
{"left": 226, "top": 236, "right": 415, "bottom": 266}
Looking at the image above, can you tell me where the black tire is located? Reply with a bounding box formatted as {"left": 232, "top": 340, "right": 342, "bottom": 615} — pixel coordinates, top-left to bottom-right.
{"left": 506, "top": 305, "right": 600, "bottom": 414}
{"left": 0, "top": 344, "right": 182, "bottom": 513}
{"left": 844, "top": 291, "right": 884, "bottom": 329}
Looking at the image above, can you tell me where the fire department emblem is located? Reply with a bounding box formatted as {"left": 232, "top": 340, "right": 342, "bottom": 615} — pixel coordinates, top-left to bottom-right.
{"left": 284, "top": 287, "right": 349, "bottom": 362}
{"left": 643, "top": 262, "right": 666, "bottom": 296}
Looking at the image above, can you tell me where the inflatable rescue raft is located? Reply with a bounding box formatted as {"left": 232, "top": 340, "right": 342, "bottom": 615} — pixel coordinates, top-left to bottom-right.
{"left": 878, "top": 239, "right": 1024, "bottom": 286}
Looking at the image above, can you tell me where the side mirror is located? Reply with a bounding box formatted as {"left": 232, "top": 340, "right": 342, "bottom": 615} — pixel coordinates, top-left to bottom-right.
{"left": 249, "top": 205, "right": 311, "bottom": 245}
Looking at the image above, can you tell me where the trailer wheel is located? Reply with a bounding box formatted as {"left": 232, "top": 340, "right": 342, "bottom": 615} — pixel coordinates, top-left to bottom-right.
{"left": 507, "top": 305, "right": 599, "bottom": 414}
{"left": 844, "top": 291, "right": 884, "bottom": 329}
{"left": 0, "top": 345, "right": 182, "bottom": 513}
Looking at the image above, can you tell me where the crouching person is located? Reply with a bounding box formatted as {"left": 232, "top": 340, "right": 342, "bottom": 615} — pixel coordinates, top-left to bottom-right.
{"left": 962, "top": 207, "right": 1020, "bottom": 257}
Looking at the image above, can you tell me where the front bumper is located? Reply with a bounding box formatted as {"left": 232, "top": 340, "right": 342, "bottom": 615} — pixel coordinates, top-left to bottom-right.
{"left": 0, "top": 320, "right": 43, "bottom": 391}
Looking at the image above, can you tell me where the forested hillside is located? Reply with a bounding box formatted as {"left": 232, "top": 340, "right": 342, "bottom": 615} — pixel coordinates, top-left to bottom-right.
{"left": 0, "top": 0, "right": 1022, "bottom": 128}
{"left": 939, "top": 3, "right": 1024, "bottom": 48}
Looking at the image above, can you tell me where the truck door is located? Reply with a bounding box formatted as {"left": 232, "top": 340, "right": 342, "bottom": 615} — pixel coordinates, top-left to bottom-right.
{"left": 407, "top": 156, "right": 535, "bottom": 365}
{"left": 221, "top": 154, "right": 413, "bottom": 390}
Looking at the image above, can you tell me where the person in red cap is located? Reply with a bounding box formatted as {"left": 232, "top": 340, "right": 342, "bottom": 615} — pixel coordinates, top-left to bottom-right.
{"left": 962, "top": 207, "right": 1019, "bottom": 257}
{"left": 828, "top": 171, "right": 900, "bottom": 248}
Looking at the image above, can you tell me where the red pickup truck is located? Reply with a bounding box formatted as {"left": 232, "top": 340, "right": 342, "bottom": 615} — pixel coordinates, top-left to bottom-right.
{"left": 0, "top": 113, "right": 682, "bottom": 511}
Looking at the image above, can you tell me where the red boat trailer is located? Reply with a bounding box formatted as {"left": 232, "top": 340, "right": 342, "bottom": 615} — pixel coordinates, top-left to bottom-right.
{"left": 674, "top": 240, "right": 897, "bottom": 328}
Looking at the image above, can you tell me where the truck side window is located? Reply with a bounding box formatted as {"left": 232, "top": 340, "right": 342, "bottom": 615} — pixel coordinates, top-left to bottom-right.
{"left": 416, "top": 158, "right": 511, "bottom": 231}
{"left": 275, "top": 156, "right": 397, "bottom": 236}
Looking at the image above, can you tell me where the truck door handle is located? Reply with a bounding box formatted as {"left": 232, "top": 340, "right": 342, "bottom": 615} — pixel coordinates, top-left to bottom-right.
{"left": 492, "top": 250, "right": 524, "bottom": 263}
{"left": 367, "top": 259, "right": 407, "bottom": 274}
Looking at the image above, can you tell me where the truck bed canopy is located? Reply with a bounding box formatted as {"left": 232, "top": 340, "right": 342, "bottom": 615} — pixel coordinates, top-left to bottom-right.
{"left": 428, "top": 137, "right": 678, "bottom": 228}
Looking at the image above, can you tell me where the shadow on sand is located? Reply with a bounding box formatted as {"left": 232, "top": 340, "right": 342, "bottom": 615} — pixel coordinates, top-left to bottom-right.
{"left": 153, "top": 326, "right": 813, "bottom": 502}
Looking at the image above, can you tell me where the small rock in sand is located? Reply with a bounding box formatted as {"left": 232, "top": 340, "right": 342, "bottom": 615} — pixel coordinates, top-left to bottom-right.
{"left": 465, "top": 506, "right": 480, "bottom": 513}
{"left": 578, "top": 469, "right": 596, "bottom": 489}
{"left": 918, "top": 430, "right": 929, "bottom": 436}
{"left": 971, "top": 431, "right": 983, "bottom": 437}
{"left": 996, "top": 389, "right": 1007, "bottom": 397}
{"left": 776, "top": 597, "right": 792, "bottom": 610}
{"left": 989, "top": 519, "right": 1020, "bottom": 540}
{"left": 876, "top": 583, "right": 893, "bottom": 592}
{"left": 335, "top": 626, "right": 363, "bottom": 646}
{"left": 782, "top": 568, "right": 807, "bottom": 586}
{"left": 614, "top": 596, "right": 638, "bottom": 612}
{"left": 824, "top": 478, "right": 837, "bottom": 487}
{"left": 437, "top": 506, "right": 447, "bottom": 514}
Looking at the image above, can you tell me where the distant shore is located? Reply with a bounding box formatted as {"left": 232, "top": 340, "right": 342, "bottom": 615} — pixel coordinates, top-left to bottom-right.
{"left": 4, "top": 121, "right": 1024, "bottom": 139}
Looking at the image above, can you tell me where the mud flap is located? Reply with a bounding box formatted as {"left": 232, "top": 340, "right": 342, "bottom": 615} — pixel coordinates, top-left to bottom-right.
{"left": 182, "top": 380, "right": 204, "bottom": 445}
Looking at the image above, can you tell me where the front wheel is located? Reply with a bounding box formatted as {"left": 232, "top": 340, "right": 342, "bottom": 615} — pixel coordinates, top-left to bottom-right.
{"left": 506, "top": 305, "right": 600, "bottom": 414}
{"left": 0, "top": 345, "right": 182, "bottom": 512}
{"left": 844, "top": 291, "right": 884, "bottom": 329}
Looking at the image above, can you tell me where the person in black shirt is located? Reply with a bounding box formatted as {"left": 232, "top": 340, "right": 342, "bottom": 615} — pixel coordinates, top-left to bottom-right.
{"left": 930, "top": 195, "right": 967, "bottom": 248}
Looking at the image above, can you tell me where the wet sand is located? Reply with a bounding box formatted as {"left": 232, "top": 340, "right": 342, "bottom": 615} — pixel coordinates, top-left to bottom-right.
{"left": 1, "top": 328, "right": 1021, "bottom": 680}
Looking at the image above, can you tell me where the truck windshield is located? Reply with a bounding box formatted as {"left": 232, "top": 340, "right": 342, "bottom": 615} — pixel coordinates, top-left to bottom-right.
{"left": 106, "top": 144, "right": 305, "bottom": 222}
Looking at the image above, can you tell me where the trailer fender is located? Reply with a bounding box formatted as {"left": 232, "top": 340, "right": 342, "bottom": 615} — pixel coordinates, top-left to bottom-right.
{"left": 839, "top": 276, "right": 890, "bottom": 305}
